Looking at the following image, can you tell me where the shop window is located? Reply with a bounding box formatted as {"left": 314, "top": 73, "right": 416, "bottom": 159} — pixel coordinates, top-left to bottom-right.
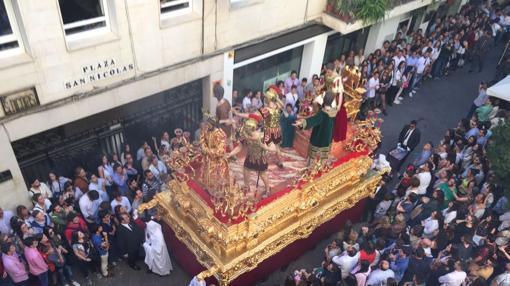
{"left": 233, "top": 46, "right": 303, "bottom": 95}
{"left": 0, "top": 0, "right": 20, "bottom": 53}
{"left": 58, "top": 0, "right": 108, "bottom": 36}
{"left": 322, "top": 29, "right": 369, "bottom": 65}
{"left": 160, "top": 0, "right": 192, "bottom": 18}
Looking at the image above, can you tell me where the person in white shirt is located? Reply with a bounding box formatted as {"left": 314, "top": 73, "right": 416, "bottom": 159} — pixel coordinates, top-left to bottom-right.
{"left": 393, "top": 62, "right": 406, "bottom": 104}
{"left": 492, "top": 262, "right": 510, "bottom": 286}
{"left": 251, "top": 95, "right": 262, "bottom": 111}
{"left": 421, "top": 40, "right": 434, "bottom": 55}
{"left": 411, "top": 51, "right": 430, "bottom": 94}
{"left": 422, "top": 211, "right": 440, "bottom": 238}
{"left": 0, "top": 208, "right": 13, "bottom": 235}
{"left": 442, "top": 202, "right": 458, "bottom": 224}
{"left": 29, "top": 179, "right": 53, "bottom": 200}
{"left": 331, "top": 246, "right": 360, "bottom": 279}
{"left": 160, "top": 131, "right": 171, "bottom": 151}
{"left": 366, "top": 72, "right": 380, "bottom": 110}
{"left": 455, "top": 41, "right": 467, "bottom": 68}
{"left": 501, "top": 12, "right": 510, "bottom": 29}
{"left": 242, "top": 89, "right": 253, "bottom": 112}
{"left": 492, "top": 19, "right": 502, "bottom": 45}
{"left": 366, "top": 260, "right": 395, "bottom": 286}
{"left": 88, "top": 174, "right": 109, "bottom": 202}
{"left": 393, "top": 50, "right": 406, "bottom": 70}
{"left": 111, "top": 191, "right": 132, "bottom": 214}
{"left": 374, "top": 193, "right": 393, "bottom": 220}
{"left": 32, "top": 193, "right": 52, "bottom": 214}
{"left": 79, "top": 190, "right": 100, "bottom": 223}
{"left": 285, "top": 85, "right": 299, "bottom": 113}
{"left": 149, "top": 156, "right": 167, "bottom": 181}
{"left": 431, "top": 41, "right": 441, "bottom": 63}
{"left": 416, "top": 164, "right": 432, "bottom": 195}
{"left": 438, "top": 260, "right": 467, "bottom": 286}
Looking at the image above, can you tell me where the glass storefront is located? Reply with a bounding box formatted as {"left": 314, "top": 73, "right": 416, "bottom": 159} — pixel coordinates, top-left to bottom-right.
{"left": 233, "top": 46, "right": 303, "bottom": 95}
{"left": 322, "top": 29, "right": 369, "bottom": 65}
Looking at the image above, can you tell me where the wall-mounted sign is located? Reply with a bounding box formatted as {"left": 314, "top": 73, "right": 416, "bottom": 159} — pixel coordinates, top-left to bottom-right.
{"left": 65, "top": 59, "right": 134, "bottom": 90}
{"left": 0, "top": 88, "right": 39, "bottom": 115}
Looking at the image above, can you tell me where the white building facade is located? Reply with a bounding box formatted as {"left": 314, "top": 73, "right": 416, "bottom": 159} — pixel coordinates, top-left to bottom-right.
{"left": 0, "top": 0, "right": 457, "bottom": 209}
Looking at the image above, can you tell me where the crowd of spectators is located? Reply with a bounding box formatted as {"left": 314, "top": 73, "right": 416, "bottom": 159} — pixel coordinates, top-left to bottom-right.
{"left": 2, "top": 2, "right": 510, "bottom": 286}
{"left": 284, "top": 85, "right": 510, "bottom": 286}
{"left": 234, "top": 3, "right": 510, "bottom": 119}
{"left": 0, "top": 129, "right": 182, "bottom": 285}
{"left": 282, "top": 2, "right": 510, "bottom": 286}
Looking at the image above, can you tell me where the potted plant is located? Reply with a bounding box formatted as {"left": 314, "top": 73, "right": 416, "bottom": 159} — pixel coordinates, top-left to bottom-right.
{"left": 336, "top": 0, "right": 358, "bottom": 22}
{"left": 325, "top": 0, "right": 337, "bottom": 13}
{"left": 355, "top": 0, "right": 390, "bottom": 24}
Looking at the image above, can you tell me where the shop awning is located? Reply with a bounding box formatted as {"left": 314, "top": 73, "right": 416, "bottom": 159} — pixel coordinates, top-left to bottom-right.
{"left": 487, "top": 75, "right": 510, "bottom": 102}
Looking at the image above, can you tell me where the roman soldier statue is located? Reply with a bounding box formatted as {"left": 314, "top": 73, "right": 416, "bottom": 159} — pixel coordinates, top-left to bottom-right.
{"left": 232, "top": 85, "right": 284, "bottom": 168}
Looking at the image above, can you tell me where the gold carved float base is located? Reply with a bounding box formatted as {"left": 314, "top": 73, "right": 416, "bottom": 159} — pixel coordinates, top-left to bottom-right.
{"left": 142, "top": 156, "right": 387, "bottom": 285}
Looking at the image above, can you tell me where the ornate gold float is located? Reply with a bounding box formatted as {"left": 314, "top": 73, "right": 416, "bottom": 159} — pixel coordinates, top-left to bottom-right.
{"left": 139, "top": 157, "right": 388, "bottom": 285}
{"left": 138, "top": 66, "right": 389, "bottom": 285}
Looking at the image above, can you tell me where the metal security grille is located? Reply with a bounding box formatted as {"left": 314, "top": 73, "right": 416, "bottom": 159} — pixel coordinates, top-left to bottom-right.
{"left": 13, "top": 79, "right": 203, "bottom": 185}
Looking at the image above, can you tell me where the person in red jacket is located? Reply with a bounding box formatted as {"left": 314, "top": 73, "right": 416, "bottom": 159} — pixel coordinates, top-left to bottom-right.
{"left": 64, "top": 212, "right": 88, "bottom": 244}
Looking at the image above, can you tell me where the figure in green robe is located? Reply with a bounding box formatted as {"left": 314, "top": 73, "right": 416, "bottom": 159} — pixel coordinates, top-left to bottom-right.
{"left": 294, "top": 91, "right": 338, "bottom": 163}
{"left": 280, "top": 104, "right": 297, "bottom": 148}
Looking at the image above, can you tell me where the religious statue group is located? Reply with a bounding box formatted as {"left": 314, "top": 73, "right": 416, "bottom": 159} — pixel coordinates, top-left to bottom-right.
{"left": 197, "top": 64, "right": 350, "bottom": 198}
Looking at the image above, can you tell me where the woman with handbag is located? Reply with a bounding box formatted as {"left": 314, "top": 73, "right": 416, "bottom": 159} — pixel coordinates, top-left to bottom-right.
{"left": 377, "top": 64, "right": 393, "bottom": 115}
{"left": 392, "top": 62, "right": 406, "bottom": 105}
{"left": 71, "top": 230, "right": 99, "bottom": 285}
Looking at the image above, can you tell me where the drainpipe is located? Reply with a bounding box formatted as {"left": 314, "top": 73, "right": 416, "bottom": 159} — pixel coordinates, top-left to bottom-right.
{"left": 201, "top": 0, "right": 205, "bottom": 55}
{"left": 214, "top": 0, "right": 218, "bottom": 50}
{"left": 123, "top": 0, "right": 140, "bottom": 72}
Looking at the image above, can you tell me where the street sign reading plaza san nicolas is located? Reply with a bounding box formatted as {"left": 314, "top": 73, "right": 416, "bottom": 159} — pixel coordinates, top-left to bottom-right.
{"left": 64, "top": 58, "right": 134, "bottom": 90}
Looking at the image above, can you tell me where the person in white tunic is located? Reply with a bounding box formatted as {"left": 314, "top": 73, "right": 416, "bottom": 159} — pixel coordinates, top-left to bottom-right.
{"left": 143, "top": 219, "right": 173, "bottom": 276}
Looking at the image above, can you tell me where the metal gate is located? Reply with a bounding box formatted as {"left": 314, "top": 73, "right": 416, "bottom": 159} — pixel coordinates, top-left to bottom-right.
{"left": 15, "top": 127, "right": 125, "bottom": 185}
{"left": 13, "top": 79, "right": 203, "bottom": 186}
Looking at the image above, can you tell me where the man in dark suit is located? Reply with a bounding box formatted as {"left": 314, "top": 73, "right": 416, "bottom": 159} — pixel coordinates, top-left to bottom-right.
{"left": 116, "top": 213, "right": 144, "bottom": 270}
{"left": 398, "top": 120, "right": 421, "bottom": 151}
{"left": 469, "top": 30, "right": 493, "bottom": 73}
